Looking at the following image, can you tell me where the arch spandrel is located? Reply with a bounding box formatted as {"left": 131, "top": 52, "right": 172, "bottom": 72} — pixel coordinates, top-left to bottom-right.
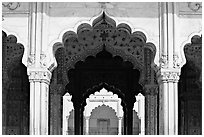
{"left": 53, "top": 12, "right": 157, "bottom": 87}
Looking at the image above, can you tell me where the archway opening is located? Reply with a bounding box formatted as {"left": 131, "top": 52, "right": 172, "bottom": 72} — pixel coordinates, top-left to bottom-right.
{"left": 2, "top": 31, "right": 30, "bottom": 135}
{"left": 178, "top": 35, "right": 202, "bottom": 135}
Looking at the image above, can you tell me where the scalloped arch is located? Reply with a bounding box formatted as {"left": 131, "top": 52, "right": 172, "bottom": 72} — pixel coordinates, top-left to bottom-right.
{"left": 53, "top": 12, "right": 157, "bottom": 87}
{"left": 2, "top": 29, "right": 28, "bottom": 67}
{"left": 180, "top": 30, "right": 202, "bottom": 68}
{"left": 89, "top": 104, "right": 118, "bottom": 119}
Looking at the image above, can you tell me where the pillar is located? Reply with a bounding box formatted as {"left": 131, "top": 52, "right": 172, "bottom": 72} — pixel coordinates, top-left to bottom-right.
{"left": 27, "top": 69, "right": 51, "bottom": 135}
{"left": 85, "top": 116, "right": 90, "bottom": 135}
{"left": 118, "top": 117, "right": 123, "bottom": 135}
{"left": 157, "top": 69, "right": 180, "bottom": 135}
{"left": 145, "top": 85, "right": 158, "bottom": 135}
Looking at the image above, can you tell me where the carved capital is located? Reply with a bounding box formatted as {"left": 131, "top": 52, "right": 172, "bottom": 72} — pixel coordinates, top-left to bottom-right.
{"left": 157, "top": 69, "right": 180, "bottom": 83}
{"left": 27, "top": 69, "right": 52, "bottom": 84}
{"left": 159, "top": 54, "right": 168, "bottom": 68}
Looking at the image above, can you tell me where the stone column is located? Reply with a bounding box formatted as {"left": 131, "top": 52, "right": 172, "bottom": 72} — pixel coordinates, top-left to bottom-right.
{"left": 157, "top": 69, "right": 180, "bottom": 135}
{"left": 145, "top": 85, "right": 158, "bottom": 135}
{"left": 118, "top": 117, "right": 123, "bottom": 135}
{"left": 27, "top": 69, "right": 51, "bottom": 135}
{"left": 85, "top": 116, "right": 90, "bottom": 135}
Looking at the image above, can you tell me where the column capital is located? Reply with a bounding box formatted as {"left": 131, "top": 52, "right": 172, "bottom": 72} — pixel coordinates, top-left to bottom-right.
{"left": 157, "top": 68, "right": 180, "bottom": 83}
{"left": 27, "top": 68, "right": 52, "bottom": 84}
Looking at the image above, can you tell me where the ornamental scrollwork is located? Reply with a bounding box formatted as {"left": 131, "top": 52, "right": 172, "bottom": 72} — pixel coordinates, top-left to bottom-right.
{"left": 2, "top": 2, "right": 21, "bottom": 11}
{"left": 173, "top": 54, "right": 181, "bottom": 69}
{"left": 27, "top": 55, "right": 35, "bottom": 67}
{"left": 159, "top": 54, "right": 168, "bottom": 68}
{"left": 188, "top": 2, "right": 202, "bottom": 12}
{"left": 40, "top": 54, "right": 47, "bottom": 68}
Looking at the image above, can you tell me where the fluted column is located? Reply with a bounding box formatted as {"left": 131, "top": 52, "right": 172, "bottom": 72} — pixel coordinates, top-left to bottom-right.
{"left": 157, "top": 69, "right": 180, "bottom": 135}
{"left": 27, "top": 69, "right": 51, "bottom": 135}
{"left": 145, "top": 85, "right": 158, "bottom": 135}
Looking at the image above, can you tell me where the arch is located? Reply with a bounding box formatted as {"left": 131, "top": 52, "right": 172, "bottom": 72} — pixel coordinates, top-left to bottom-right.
{"left": 2, "top": 29, "right": 27, "bottom": 67}
{"left": 180, "top": 30, "right": 202, "bottom": 68}
{"left": 178, "top": 34, "right": 202, "bottom": 135}
{"left": 52, "top": 11, "right": 157, "bottom": 87}
{"left": 90, "top": 104, "right": 118, "bottom": 119}
{"left": 84, "top": 87, "right": 123, "bottom": 118}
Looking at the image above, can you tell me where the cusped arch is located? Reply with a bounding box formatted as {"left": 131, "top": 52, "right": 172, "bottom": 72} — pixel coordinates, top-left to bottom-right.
{"left": 84, "top": 87, "right": 123, "bottom": 117}
{"left": 52, "top": 12, "right": 157, "bottom": 87}
{"left": 90, "top": 104, "right": 118, "bottom": 119}
{"left": 180, "top": 31, "right": 202, "bottom": 68}
{"left": 81, "top": 82, "right": 126, "bottom": 109}
{"left": 2, "top": 31, "right": 26, "bottom": 88}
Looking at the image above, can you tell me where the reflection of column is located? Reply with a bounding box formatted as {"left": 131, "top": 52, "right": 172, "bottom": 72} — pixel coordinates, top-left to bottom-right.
{"left": 157, "top": 69, "right": 180, "bottom": 135}
{"left": 28, "top": 69, "right": 51, "bottom": 135}
{"left": 85, "top": 116, "right": 90, "bottom": 135}
{"left": 118, "top": 117, "right": 122, "bottom": 135}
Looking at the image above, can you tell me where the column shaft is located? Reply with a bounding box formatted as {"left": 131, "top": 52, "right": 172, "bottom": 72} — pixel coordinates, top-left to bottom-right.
{"left": 29, "top": 82, "right": 35, "bottom": 135}
{"left": 28, "top": 70, "right": 51, "bottom": 135}
{"left": 157, "top": 69, "right": 180, "bottom": 135}
{"left": 118, "top": 118, "right": 122, "bottom": 135}
{"left": 85, "top": 117, "right": 89, "bottom": 135}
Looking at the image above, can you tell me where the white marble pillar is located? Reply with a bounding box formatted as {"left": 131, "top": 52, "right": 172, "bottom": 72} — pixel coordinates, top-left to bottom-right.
{"left": 85, "top": 116, "right": 90, "bottom": 135}
{"left": 118, "top": 117, "right": 123, "bottom": 135}
{"left": 28, "top": 69, "right": 52, "bottom": 135}
{"left": 157, "top": 69, "right": 180, "bottom": 135}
